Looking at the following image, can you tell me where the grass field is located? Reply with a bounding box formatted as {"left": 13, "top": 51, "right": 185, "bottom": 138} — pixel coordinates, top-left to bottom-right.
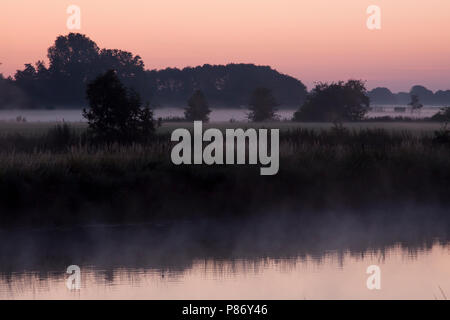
{"left": 0, "top": 121, "right": 448, "bottom": 227}
{"left": 0, "top": 120, "right": 444, "bottom": 136}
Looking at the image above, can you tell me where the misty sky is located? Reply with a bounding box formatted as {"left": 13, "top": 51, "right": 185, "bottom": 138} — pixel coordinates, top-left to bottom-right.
{"left": 1, "top": 0, "right": 450, "bottom": 92}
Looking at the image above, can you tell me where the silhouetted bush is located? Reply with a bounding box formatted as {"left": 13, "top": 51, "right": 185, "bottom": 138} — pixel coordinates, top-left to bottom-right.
{"left": 184, "top": 90, "right": 211, "bottom": 122}
{"left": 431, "top": 107, "right": 450, "bottom": 122}
{"left": 248, "top": 87, "right": 279, "bottom": 122}
{"left": 83, "top": 70, "right": 154, "bottom": 144}
{"left": 293, "top": 80, "right": 370, "bottom": 122}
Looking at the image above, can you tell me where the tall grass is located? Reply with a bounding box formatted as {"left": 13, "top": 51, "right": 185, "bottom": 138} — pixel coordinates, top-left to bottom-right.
{"left": 0, "top": 124, "right": 448, "bottom": 226}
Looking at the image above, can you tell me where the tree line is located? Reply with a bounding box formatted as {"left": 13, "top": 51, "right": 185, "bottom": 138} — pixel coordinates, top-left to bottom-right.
{"left": 368, "top": 85, "right": 450, "bottom": 105}
{"left": 5, "top": 33, "right": 449, "bottom": 111}
{"left": 39, "top": 69, "right": 447, "bottom": 147}
{"left": 1, "top": 33, "right": 307, "bottom": 109}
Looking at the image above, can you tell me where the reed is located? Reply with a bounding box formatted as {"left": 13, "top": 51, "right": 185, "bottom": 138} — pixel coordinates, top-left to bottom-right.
{"left": 0, "top": 123, "right": 448, "bottom": 227}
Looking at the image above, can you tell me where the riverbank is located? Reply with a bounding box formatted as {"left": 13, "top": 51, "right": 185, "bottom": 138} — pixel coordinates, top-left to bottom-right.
{"left": 0, "top": 122, "right": 448, "bottom": 226}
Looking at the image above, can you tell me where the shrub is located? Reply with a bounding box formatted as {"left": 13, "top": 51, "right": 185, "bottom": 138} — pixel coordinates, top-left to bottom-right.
{"left": 83, "top": 70, "right": 154, "bottom": 144}
{"left": 248, "top": 87, "right": 279, "bottom": 122}
{"left": 293, "top": 80, "right": 370, "bottom": 122}
{"left": 184, "top": 90, "right": 211, "bottom": 122}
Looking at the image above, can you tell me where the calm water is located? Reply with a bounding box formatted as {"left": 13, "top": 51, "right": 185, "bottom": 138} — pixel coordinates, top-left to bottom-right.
{"left": 0, "top": 245, "right": 448, "bottom": 300}
{"left": 0, "top": 244, "right": 448, "bottom": 300}
{"left": 0, "top": 106, "right": 442, "bottom": 123}
{"left": 0, "top": 209, "right": 449, "bottom": 300}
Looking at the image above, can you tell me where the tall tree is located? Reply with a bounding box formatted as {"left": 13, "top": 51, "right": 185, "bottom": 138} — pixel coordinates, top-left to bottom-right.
{"left": 293, "top": 80, "right": 370, "bottom": 122}
{"left": 48, "top": 33, "right": 100, "bottom": 77}
{"left": 408, "top": 94, "right": 423, "bottom": 111}
{"left": 410, "top": 85, "right": 434, "bottom": 105}
{"left": 368, "top": 87, "right": 397, "bottom": 104}
{"left": 184, "top": 90, "right": 211, "bottom": 122}
{"left": 48, "top": 33, "right": 101, "bottom": 104}
{"left": 0, "top": 73, "right": 30, "bottom": 109}
{"left": 98, "top": 49, "right": 146, "bottom": 95}
{"left": 248, "top": 87, "right": 278, "bottom": 122}
{"left": 83, "top": 70, "right": 154, "bottom": 143}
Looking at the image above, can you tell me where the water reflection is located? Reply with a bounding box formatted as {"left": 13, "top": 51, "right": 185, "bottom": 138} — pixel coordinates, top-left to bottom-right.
{"left": 0, "top": 208, "right": 449, "bottom": 299}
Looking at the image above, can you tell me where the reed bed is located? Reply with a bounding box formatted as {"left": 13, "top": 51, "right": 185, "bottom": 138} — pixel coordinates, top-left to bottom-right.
{"left": 0, "top": 124, "right": 448, "bottom": 227}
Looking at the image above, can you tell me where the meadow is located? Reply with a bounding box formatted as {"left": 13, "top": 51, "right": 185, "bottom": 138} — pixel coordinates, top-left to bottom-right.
{"left": 0, "top": 121, "right": 448, "bottom": 227}
{"left": 0, "top": 120, "right": 444, "bottom": 136}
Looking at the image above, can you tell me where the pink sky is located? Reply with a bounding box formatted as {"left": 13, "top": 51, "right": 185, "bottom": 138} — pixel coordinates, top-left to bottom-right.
{"left": 1, "top": 0, "right": 450, "bottom": 92}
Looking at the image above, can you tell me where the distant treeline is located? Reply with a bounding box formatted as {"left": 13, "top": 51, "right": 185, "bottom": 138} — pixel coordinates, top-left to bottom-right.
{"left": 368, "top": 86, "right": 450, "bottom": 106}
{"left": 0, "top": 33, "right": 306, "bottom": 109}
{"left": 2, "top": 33, "right": 450, "bottom": 110}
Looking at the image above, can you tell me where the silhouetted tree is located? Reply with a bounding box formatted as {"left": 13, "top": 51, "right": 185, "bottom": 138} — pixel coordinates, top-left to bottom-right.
{"left": 184, "top": 90, "right": 211, "bottom": 122}
{"left": 435, "top": 90, "right": 450, "bottom": 105}
{"left": 13, "top": 64, "right": 38, "bottom": 106}
{"left": 98, "top": 49, "right": 146, "bottom": 96}
{"left": 47, "top": 33, "right": 101, "bottom": 104}
{"left": 293, "top": 80, "right": 370, "bottom": 122}
{"left": 83, "top": 70, "right": 154, "bottom": 143}
{"left": 410, "top": 85, "right": 434, "bottom": 104}
{"left": 431, "top": 107, "right": 450, "bottom": 122}
{"left": 368, "top": 87, "right": 397, "bottom": 104}
{"left": 11, "top": 34, "right": 309, "bottom": 108}
{"left": 13, "top": 33, "right": 147, "bottom": 107}
{"left": 147, "top": 64, "right": 307, "bottom": 107}
{"left": 0, "top": 73, "right": 30, "bottom": 109}
{"left": 408, "top": 94, "right": 423, "bottom": 111}
{"left": 14, "top": 33, "right": 450, "bottom": 110}
{"left": 248, "top": 87, "right": 278, "bottom": 122}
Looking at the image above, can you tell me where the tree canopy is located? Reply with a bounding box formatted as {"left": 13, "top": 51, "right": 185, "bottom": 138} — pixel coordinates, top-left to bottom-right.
{"left": 184, "top": 90, "right": 211, "bottom": 122}
{"left": 293, "top": 80, "right": 370, "bottom": 122}
{"left": 6, "top": 33, "right": 450, "bottom": 110}
{"left": 248, "top": 88, "right": 279, "bottom": 122}
{"left": 83, "top": 70, "right": 154, "bottom": 143}
{"left": 12, "top": 33, "right": 146, "bottom": 107}
{"left": 0, "top": 73, "right": 29, "bottom": 108}
{"left": 368, "top": 85, "right": 450, "bottom": 105}
{"left": 408, "top": 94, "right": 423, "bottom": 111}
{"left": 6, "top": 33, "right": 307, "bottom": 109}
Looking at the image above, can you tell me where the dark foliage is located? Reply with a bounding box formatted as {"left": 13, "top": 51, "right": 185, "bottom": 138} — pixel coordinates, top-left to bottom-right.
{"left": 410, "top": 86, "right": 434, "bottom": 104}
{"left": 431, "top": 107, "right": 450, "bottom": 122}
{"left": 293, "top": 80, "right": 370, "bottom": 122}
{"left": 11, "top": 33, "right": 146, "bottom": 108}
{"left": 368, "top": 85, "right": 450, "bottom": 105}
{"left": 147, "top": 63, "right": 307, "bottom": 107}
{"left": 367, "top": 87, "right": 397, "bottom": 104}
{"left": 7, "top": 33, "right": 307, "bottom": 109}
{"left": 83, "top": 70, "right": 154, "bottom": 143}
{"left": 433, "top": 127, "right": 450, "bottom": 146}
{"left": 432, "top": 107, "right": 450, "bottom": 145}
{"left": 248, "top": 87, "right": 278, "bottom": 122}
{"left": 184, "top": 90, "right": 211, "bottom": 122}
{"left": 0, "top": 74, "right": 30, "bottom": 108}
{"left": 45, "top": 123, "right": 79, "bottom": 150}
{"left": 0, "top": 126, "right": 449, "bottom": 226}
{"left": 408, "top": 94, "right": 423, "bottom": 110}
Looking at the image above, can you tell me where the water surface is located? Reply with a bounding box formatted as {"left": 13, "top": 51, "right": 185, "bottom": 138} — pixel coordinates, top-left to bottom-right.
{"left": 0, "top": 209, "right": 448, "bottom": 300}
{"left": 0, "top": 244, "right": 448, "bottom": 300}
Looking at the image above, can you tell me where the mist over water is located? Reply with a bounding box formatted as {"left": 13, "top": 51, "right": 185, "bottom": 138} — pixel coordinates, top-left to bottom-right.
{"left": 0, "top": 206, "right": 449, "bottom": 299}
